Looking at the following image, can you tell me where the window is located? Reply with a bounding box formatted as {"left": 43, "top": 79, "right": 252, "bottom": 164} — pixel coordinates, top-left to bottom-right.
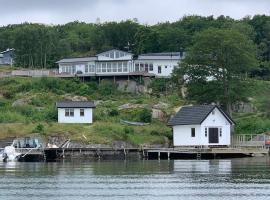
{"left": 102, "top": 63, "right": 106, "bottom": 72}
{"left": 113, "top": 63, "right": 117, "bottom": 72}
{"left": 123, "top": 62, "right": 128, "bottom": 72}
{"left": 140, "top": 63, "right": 144, "bottom": 71}
{"left": 219, "top": 128, "right": 222, "bottom": 137}
{"left": 158, "top": 66, "right": 162, "bottom": 74}
{"left": 85, "top": 65, "right": 88, "bottom": 73}
{"left": 205, "top": 128, "right": 207, "bottom": 137}
{"left": 110, "top": 52, "right": 114, "bottom": 58}
{"left": 191, "top": 128, "right": 195, "bottom": 137}
{"left": 118, "top": 62, "right": 122, "bottom": 72}
{"left": 115, "top": 51, "right": 120, "bottom": 58}
{"left": 107, "top": 63, "right": 111, "bottom": 72}
{"left": 145, "top": 63, "right": 149, "bottom": 72}
{"left": 80, "top": 109, "right": 84, "bottom": 116}
{"left": 149, "top": 64, "right": 153, "bottom": 71}
{"left": 89, "top": 65, "right": 95, "bottom": 72}
{"left": 65, "top": 109, "right": 74, "bottom": 117}
{"left": 72, "top": 66, "right": 76, "bottom": 74}
{"left": 96, "top": 63, "right": 101, "bottom": 72}
{"left": 135, "top": 63, "right": 139, "bottom": 72}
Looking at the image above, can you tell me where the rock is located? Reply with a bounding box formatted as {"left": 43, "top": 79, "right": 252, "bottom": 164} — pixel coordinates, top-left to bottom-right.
{"left": 12, "top": 98, "right": 29, "bottom": 107}
{"left": 63, "top": 94, "right": 88, "bottom": 101}
{"left": 152, "top": 102, "right": 169, "bottom": 110}
{"left": 152, "top": 108, "right": 167, "bottom": 121}
{"left": 111, "top": 141, "right": 134, "bottom": 149}
{"left": 118, "top": 103, "right": 148, "bottom": 110}
{"left": 232, "top": 102, "right": 255, "bottom": 113}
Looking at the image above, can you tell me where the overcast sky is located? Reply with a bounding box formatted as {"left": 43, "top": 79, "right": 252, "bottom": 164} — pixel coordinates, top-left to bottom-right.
{"left": 0, "top": 0, "right": 270, "bottom": 26}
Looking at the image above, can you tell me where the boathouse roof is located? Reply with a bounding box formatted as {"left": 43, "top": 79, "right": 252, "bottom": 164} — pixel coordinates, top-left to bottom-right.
{"left": 167, "top": 105, "right": 234, "bottom": 126}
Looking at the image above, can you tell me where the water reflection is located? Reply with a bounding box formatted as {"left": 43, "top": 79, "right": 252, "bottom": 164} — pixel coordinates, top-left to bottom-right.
{"left": 0, "top": 158, "right": 270, "bottom": 200}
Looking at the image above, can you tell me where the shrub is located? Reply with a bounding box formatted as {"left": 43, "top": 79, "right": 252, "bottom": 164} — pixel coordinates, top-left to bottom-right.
{"left": 98, "top": 81, "right": 117, "bottom": 96}
{"left": 124, "top": 126, "right": 134, "bottom": 135}
{"left": 32, "top": 124, "right": 45, "bottom": 134}
{"left": 109, "top": 109, "right": 119, "bottom": 117}
{"left": 139, "top": 108, "right": 152, "bottom": 123}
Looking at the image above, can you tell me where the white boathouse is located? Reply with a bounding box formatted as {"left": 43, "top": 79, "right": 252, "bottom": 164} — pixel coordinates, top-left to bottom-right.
{"left": 168, "top": 105, "right": 235, "bottom": 147}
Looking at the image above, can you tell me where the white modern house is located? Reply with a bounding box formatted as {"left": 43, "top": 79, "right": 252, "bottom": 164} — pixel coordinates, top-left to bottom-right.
{"left": 56, "top": 101, "right": 96, "bottom": 124}
{"left": 168, "top": 105, "right": 235, "bottom": 147}
{"left": 56, "top": 49, "right": 184, "bottom": 77}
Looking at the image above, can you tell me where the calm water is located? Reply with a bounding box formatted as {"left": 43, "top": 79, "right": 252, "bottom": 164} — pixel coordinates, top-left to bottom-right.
{"left": 1, "top": 158, "right": 270, "bottom": 200}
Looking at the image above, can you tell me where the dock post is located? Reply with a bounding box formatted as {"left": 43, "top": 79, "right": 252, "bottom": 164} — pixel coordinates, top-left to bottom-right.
{"left": 158, "top": 152, "right": 160, "bottom": 160}
{"left": 167, "top": 152, "right": 170, "bottom": 160}
{"left": 62, "top": 149, "right": 65, "bottom": 158}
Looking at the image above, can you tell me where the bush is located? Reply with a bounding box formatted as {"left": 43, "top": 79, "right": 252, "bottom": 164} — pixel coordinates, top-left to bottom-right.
{"left": 32, "top": 123, "right": 45, "bottom": 134}
{"left": 124, "top": 126, "right": 134, "bottom": 135}
{"left": 98, "top": 81, "right": 117, "bottom": 96}
{"left": 139, "top": 108, "right": 152, "bottom": 123}
{"left": 109, "top": 109, "right": 119, "bottom": 117}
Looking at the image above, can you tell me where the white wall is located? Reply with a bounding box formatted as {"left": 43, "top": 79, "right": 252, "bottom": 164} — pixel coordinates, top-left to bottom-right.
{"left": 173, "top": 108, "right": 231, "bottom": 146}
{"left": 58, "top": 108, "right": 93, "bottom": 124}
{"left": 136, "top": 59, "right": 180, "bottom": 77}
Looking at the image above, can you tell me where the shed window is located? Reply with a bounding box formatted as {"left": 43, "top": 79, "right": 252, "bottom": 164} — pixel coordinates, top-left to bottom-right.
{"left": 149, "top": 64, "right": 153, "bottom": 71}
{"left": 65, "top": 109, "right": 74, "bottom": 117}
{"left": 205, "top": 128, "right": 207, "bottom": 137}
{"left": 191, "top": 128, "right": 195, "bottom": 137}
{"left": 80, "top": 109, "right": 84, "bottom": 117}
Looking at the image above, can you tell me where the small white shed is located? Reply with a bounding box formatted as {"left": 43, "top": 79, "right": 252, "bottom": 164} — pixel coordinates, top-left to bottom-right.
{"left": 168, "top": 105, "right": 235, "bottom": 147}
{"left": 56, "top": 101, "right": 95, "bottom": 124}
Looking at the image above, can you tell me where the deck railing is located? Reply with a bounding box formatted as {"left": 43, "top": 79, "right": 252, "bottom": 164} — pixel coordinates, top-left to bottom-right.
{"left": 232, "top": 134, "right": 267, "bottom": 148}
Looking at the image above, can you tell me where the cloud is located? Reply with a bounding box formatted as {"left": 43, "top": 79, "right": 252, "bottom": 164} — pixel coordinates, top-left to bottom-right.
{"left": 0, "top": 0, "right": 269, "bottom": 26}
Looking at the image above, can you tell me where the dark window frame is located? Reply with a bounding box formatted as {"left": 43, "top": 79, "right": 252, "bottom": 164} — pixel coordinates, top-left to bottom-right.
{"left": 80, "top": 109, "right": 85, "bottom": 117}
{"left": 191, "top": 128, "right": 195, "bottom": 137}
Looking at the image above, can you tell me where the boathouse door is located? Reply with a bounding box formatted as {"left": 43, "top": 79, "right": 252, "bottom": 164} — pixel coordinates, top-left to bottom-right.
{"left": 208, "top": 128, "right": 219, "bottom": 144}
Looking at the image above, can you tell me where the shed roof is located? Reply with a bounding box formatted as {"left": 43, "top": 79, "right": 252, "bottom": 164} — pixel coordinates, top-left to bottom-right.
{"left": 56, "top": 57, "right": 97, "bottom": 64}
{"left": 56, "top": 101, "right": 96, "bottom": 108}
{"left": 167, "top": 105, "right": 234, "bottom": 126}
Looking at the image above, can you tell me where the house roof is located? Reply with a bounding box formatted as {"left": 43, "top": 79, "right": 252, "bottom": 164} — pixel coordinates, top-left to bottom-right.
{"left": 137, "top": 52, "right": 184, "bottom": 60}
{"left": 0, "top": 48, "right": 15, "bottom": 54}
{"left": 96, "top": 49, "right": 133, "bottom": 56}
{"left": 56, "top": 57, "right": 97, "bottom": 64}
{"left": 56, "top": 101, "right": 96, "bottom": 108}
{"left": 167, "top": 105, "right": 234, "bottom": 126}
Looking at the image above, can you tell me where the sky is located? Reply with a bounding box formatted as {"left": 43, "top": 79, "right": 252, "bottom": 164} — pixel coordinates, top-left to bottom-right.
{"left": 0, "top": 0, "right": 270, "bottom": 26}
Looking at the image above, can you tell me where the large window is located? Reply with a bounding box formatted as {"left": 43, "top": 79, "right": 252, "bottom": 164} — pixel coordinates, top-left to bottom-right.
{"left": 65, "top": 109, "right": 74, "bottom": 117}
{"left": 96, "top": 63, "right": 101, "bottom": 72}
{"left": 135, "top": 63, "right": 139, "bottom": 72}
{"left": 191, "top": 128, "right": 195, "bottom": 137}
{"left": 107, "top": 63, "right": 111, "bottom": 72}
{"left": 112, "top": 63, "right": 117, "bottom": 72}
{"left": 118, "top": 62, "right": 122, "bottom": 72}
{"left": 102, "top": 63, "right": 106, "bottom": 72}
{"left": 123, "top": 62, "right": 128, "bottom": 72}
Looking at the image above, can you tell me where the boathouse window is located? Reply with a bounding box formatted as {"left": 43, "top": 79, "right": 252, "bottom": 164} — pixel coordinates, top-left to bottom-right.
{"left": 191, "top": 128, "right": 195, "bottom": 137}
{"left": 80, "top": 109, "right": 84, "bottom": 117}
{"left": 220, "top": 128, "right": 222, "bottom": 137}
{"left": 65, "top": 109, "right": 74, "bottom": 117}
{"left": 205, "top": 128, "right": 207, "bottom": 137}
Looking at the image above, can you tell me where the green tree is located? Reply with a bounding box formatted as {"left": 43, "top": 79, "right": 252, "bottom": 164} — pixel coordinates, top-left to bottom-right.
{"left": 173, "top": 28, "right": 258, "bottom": 114}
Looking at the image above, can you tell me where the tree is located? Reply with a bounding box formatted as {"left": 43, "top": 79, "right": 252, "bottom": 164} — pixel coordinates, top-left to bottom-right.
{"left": 173, "top": 28, "right": 258, "bottom": 114}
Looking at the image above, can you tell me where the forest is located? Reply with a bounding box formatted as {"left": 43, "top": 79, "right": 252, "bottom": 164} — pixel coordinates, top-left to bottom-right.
{"left": 0, "top": 15, "right": 269, "bottom": 80}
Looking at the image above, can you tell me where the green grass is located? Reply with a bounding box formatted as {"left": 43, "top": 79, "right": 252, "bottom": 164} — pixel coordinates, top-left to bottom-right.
{"left": 0, "top": 76, "right": 269, "bottom": 143}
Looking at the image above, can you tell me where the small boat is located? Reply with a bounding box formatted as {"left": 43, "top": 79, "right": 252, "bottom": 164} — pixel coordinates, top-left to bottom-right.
{"left": 1, "top": 146, "right": 21, "bottom": 162}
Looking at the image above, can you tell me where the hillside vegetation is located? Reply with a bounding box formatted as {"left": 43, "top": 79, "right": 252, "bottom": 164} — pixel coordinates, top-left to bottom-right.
{"left": 0, "top": 77, "right": 269, "bottom": 145}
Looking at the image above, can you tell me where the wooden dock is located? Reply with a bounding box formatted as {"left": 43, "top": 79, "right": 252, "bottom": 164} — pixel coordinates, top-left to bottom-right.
{"left": 1, "top": 145, "right": 269, "bottom": 161}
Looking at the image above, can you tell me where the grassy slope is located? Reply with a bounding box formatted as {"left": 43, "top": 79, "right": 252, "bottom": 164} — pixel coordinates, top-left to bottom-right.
{"left": 0, "top": 77, "right": 180, "bottom": 146}
{"left": 0, "top": 77, "right": 269, "bottom": 145}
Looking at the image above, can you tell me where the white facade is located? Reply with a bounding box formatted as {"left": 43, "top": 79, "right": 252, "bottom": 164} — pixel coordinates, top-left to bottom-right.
{"left": 173, "top": 108, "right": 232, "bottom": 146}
{"left": 57, "top": 49, "right": 183, "bottom": 77}
{"left": 58, "top": 108, "right": 93, "bottom": 124}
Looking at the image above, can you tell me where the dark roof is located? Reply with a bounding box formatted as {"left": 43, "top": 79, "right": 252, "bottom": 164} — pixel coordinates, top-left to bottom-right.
{"left": 137, "top": 52, "right": 184, "bottom": 60}
{"left": 167, "top": 105, "right": 234, "bottom": 126}
{"left": 56, "top": 101, "right": 96, "bottom": 108}
{"left": 56, "top": 57, "right": 97, "bottom": 64}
